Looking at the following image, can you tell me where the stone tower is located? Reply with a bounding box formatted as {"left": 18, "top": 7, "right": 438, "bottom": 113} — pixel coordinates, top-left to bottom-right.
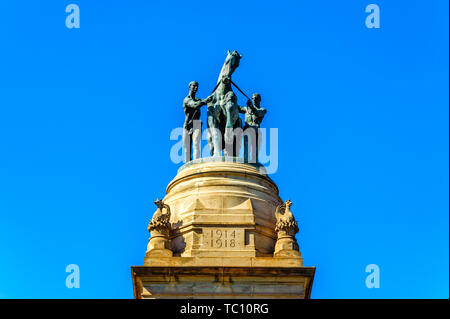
{"left": 131, "top": 157, "right": 315, "bottom": 298}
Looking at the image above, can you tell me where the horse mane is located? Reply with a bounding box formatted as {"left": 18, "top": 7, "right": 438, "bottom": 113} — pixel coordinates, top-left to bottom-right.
{"left": 217, "top": 55, "right": 231, "bottom": 84}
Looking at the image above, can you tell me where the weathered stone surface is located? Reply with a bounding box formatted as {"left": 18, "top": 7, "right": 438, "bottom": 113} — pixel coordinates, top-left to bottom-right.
{"left": 132, "top": 266, "right": 315, "bottom": 299}
{"left": 142, "top": 256, "right": 303, "bottom": 268}
{"left": 163, "top": 157, "right": 281, "bottom": 258}
{"left": 132, "top": 158, "right": 314, "bottom": 299}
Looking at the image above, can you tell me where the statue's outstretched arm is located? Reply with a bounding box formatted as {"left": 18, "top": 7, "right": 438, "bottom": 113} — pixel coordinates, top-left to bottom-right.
{"left": 256, "top": 107, "right": 267, "bottom": 118}
{"left": 184, "top": 98, "right": 203, "bottom": 109}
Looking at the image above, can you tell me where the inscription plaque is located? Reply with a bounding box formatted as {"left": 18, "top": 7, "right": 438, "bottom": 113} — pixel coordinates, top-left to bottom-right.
{"left": 202, "top": 228, "right": 244, "bottom": 249}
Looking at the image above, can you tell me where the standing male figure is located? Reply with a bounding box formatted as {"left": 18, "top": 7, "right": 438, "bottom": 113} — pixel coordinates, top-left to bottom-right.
{"left": 239, "top": 93, "right": 267, "bottom": 163}
{"left": 183, "top": 81, "right": 208, "bottom": 162}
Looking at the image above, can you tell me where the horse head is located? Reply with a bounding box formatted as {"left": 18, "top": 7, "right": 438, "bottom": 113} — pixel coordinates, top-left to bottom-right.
{"left": 217, "top": 50, "right": 242, "bottom": 84}
{"left": 226, "top": 50, "right": 242, "bottom": 75}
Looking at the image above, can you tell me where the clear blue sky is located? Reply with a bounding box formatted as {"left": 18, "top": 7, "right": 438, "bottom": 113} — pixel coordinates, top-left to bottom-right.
{"left": 0, "top": 0, "right": 448, "bottom": 298}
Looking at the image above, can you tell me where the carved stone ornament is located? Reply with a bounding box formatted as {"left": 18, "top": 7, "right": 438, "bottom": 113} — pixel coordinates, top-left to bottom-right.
{"left": 147, "top": 199, "right": 171, "bottom": 233}
{"left": 146, "top": 199, "right": 173, "bottom": 257}
{"left": 275, "top": 200, "right": 299, "bottom": 235}
{"left": 274, "top": 200, "right": 301, "bottom": 257}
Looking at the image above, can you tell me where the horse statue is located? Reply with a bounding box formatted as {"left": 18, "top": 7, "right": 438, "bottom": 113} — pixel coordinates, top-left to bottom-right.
{"left": 206, "top": 50, "right": 243, "bottom": 157}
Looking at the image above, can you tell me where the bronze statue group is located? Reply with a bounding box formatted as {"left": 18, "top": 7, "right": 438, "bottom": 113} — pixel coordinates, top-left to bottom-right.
{"left": 182, "top": 51, "right": 267, "bottom": 164}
